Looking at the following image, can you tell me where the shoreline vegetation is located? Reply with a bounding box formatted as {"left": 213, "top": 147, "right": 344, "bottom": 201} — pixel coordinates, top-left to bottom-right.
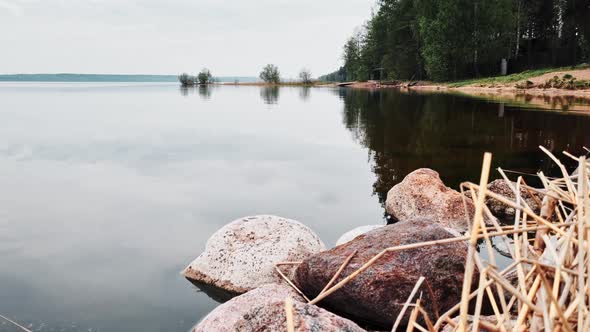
{"left": 178, "top": 65, "right": 590, "bottom": 113}
{"left": 339, "top": 66, "right": 590, "bottom": 112}
{"left": 183, "top": 147, "right": 590, "bottom": 331}
{"left": 319, "top": 0, "right": 590, "bottom": 86}
{"left": 178, "top": 64, "right": 331, "bottom": 88}
{"left": 316, "top": 0, "right": 590, "bottom": 114}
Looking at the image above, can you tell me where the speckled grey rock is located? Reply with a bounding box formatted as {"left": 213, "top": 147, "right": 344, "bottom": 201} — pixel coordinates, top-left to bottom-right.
{"left": 335, "top": 225, "right": 384, "bottom": 246}
{"left": 386, "top": 168, "right": 475, "bottom": 231}
{"left": 192, "top": 284, "right": 367, "bottom": 332}
{"left": 182, "top": 215, "right": 325, "bottom": 294}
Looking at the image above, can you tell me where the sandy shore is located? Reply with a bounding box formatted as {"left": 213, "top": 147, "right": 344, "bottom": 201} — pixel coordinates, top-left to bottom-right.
{"left": 342, "top": 69, "right": 590, "bottom": 114}
{"left": 410, "top": 84, "right": 590, "bottom": 98}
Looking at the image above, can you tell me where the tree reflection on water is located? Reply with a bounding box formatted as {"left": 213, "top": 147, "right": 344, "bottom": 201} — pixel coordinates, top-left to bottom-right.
{"left": 338, "top": 88, "right": 590, "bottom": 205}
{"left": 260, "top": 86, "right": 280, "bottom": 105}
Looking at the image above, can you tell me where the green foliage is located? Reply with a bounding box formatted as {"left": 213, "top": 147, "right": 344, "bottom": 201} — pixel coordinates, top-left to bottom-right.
{"left": 380, "top": 0, "right": 423, "bottom": 80}
{"left": 197, "top": 69, "right": 213, "bottom": 84}
{"left": 418, "top": 0, "right": 514, "bottom": 81}
{"left": 343, "top": 34, "right": 363, "bottom": 81}
{"left": 319, "top": 67, "right": 346, "bottom": 82}
{"left": 449, "top": 64, "right": 590, "bottom": 87}
{"left": 178, "top": 73, "right": 195, "bottom": 86}
{"left": 327, "top": 0, "right": 589, "bottom": 82}
{"left": 259, "top": 64, "right": 281, "bottom": 84}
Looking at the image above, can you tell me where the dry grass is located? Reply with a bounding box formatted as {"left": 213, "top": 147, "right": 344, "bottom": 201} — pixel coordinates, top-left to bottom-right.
{"left": 277, "top": 145, "right": 590, "bottom": 331}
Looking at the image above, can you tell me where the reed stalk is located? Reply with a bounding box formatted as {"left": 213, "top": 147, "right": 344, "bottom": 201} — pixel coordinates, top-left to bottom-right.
{"left": 280, "top": 146, "right": 590, "bottom": 332}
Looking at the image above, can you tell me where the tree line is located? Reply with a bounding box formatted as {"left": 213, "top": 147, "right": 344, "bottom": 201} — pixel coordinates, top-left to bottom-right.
{"left": 321, "top": 0, "right": 590, "bottom": 82}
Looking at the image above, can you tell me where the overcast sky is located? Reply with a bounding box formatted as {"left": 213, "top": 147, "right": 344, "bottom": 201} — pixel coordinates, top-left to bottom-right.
{"left": 0, "top": 0, "right": 374, "bottom": 77}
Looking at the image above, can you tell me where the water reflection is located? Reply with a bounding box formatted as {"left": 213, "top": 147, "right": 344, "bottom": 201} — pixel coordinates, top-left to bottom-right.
{"left": 299, "top": 86, "right": 311, "bottom": 101}
{"left": 179, "top": 86, "right": 191, "bottom": 97}
{"left": 455, "top": 91, "right": 590, "bottom": 114}
{"left": 338, "top": 88, "right": 590, "bottom": 204}
{"left": 260, "top": 86, "right": 280, "bottom": 104}
{"left": 179, "top": 85, "right": 213, "bottom": 99}
{"left": 2, "top": 83, "right": 590, "bottom": 332}
{"left": 198, "top": 85, "right": 212, "bottom": 99}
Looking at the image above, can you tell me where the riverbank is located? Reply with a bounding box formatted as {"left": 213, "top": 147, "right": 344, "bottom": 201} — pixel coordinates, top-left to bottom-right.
{"left": 345, "top": 67, "right": 590, "bottom": 101}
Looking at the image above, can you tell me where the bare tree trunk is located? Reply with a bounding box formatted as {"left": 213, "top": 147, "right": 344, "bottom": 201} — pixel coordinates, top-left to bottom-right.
{"left": 515, "top": 0, "right": 521, "bottom": 58}
{"left": 473, "top": 0, "right": 479, "bottom": 76}
{"left": 572, "top": 0, "right": 577, "bottom": 65}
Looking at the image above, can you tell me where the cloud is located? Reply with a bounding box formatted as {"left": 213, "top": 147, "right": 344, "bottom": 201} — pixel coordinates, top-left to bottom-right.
{"left": 0, "top": 0, "right": 375, "bottom": 76}
{"left": 0, "top": 0, "right": 24, "bottom": 16}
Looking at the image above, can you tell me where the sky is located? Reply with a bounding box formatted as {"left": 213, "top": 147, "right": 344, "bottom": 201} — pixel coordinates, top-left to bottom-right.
{"left": 0, "top": 0, "right": 374, "bottom": 77}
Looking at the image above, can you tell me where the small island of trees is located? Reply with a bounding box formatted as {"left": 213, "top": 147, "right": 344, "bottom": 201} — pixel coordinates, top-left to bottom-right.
{"left": 178, "top": 68, "right": 214, "bottom": 86}
{"left": 179, "top": 65, "right": 317, "bottom": 86}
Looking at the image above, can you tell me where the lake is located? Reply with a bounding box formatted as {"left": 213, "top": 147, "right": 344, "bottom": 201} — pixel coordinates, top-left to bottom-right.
{"left": 1, "top": 83, "right": 589, "bottom": 332}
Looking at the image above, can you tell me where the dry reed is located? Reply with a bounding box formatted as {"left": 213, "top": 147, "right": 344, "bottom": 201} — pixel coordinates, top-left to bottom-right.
{"left": 284, "top": 296, "right": 296, "bottom": 332}
{"left": 278, "top": 146, "right": 590, "bottom": 332}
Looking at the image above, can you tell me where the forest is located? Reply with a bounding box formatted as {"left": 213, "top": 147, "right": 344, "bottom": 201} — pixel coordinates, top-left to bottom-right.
{"left": 321, "top": 0, "right": 590, "bottom": 82}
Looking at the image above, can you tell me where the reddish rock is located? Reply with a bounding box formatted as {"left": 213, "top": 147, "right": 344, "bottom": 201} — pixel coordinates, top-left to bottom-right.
{"left": 385, "top": 168, "right": 475, "bottom": 231}
{"left": 192, "top": 284, "right": 366, "bottom": 332}
{"left": 486, "top": 179, "right": 541, "bottom": 220}
{"left": 335, "top": 225, "right": 384, "bottom": 246}
{"left": 294, "top": 219, "right": 469, "bottom": 329}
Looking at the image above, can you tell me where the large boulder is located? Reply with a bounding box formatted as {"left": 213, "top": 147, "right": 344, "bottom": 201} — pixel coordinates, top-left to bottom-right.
{"left": 335, "top": 225, "right": 384, "bottom": 246}
{"left": 182, "top": 215, "right": 325, "bottom": 294}
{"left": 486, "top": 179, "right": 541, "bottom": 220}
{"left": 192, "top": 284, "right": 366, "bottom": 332}
{"left": 386, "top": 168, "right": 475, "bottom": 231}
{"left": 294, "top": 218, "right": 469, "bottom": 330}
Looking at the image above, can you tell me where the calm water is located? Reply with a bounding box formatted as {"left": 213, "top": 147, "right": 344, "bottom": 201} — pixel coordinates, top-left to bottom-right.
{"left": 1, "top": 83, "right": 589, "bottom": 332}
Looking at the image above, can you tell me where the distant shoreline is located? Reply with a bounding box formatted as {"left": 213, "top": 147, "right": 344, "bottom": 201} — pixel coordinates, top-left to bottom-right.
{"left": 0, "top": 74, "right": 259, "bottom": 83}
{"left": 0, "top": 74, "right": 177, "bottom": 82}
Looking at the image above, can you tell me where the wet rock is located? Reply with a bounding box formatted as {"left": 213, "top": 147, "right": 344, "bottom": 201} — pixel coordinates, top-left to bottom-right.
{"left": 294, "top": 218, "right": 469, "bottom": 330}
{"left": 335, "top": 225, "right": 384, "bottom": 246}
{"left": 192, "top": 284, "right": 367, "bottom": 332}
{"left": 385, "top": 168, "right": 475, "bottom": 231}
{"left": 486, "top": 179, "right": 541, "bottom": 220}
{"left": 182, "top": 215, "right": 325, "bottom": 294}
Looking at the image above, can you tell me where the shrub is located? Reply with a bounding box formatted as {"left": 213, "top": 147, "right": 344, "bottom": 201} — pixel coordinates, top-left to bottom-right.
{"left": 178, "top": 73, "right": 196, "bottom": 86}
{"left": 260, "top": 64, "right": 280, "bottom": 84}
{"left": 197, "top": 69, "right": 213, "bottom": 85}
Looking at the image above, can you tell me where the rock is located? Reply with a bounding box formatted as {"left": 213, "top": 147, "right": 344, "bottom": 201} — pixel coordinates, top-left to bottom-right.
{"left": 192, "top": 284, "right": 367, "bottom": 332}
{"left": 335, "top": 225, "right": 384, "bottom": 246}
{"left": 182, "top": 215, "right": 325, "bottom": 294}
{"left": 385, "top": 168, "right": 475, "bottom": 231}
{"left": 443, "top": 227, "right": 465, "bottom": 238}
{"left": 294, "top": 218, "right": 469, "bottom": 330}
{"left": 486, "top": 179, "right": 541, "bottom": 220}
